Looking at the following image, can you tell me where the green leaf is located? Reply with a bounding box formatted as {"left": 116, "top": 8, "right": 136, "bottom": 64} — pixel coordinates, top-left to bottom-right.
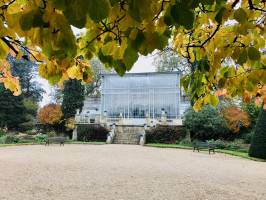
{"left": 170, "top": 3, "right": 194, "bottom": 30}
{"left": 218, "top": 78, "right": 226, "bottom": 88}
{"left": 215, "top": 7, "right": 226, "bottom": 23}
{"left": 198, "top": 59, "right": 210, "bottom": 72}
{"left": 51, "top": 0, "right": 67, "bottom": 10}
{"left": 209, "top": 94, "right": 219, "bottom": 107}
{"left": 64, "top": 0, "right": 88, "bottom": 28}
{"left": 0, "top": 40, "right": 9, "bottom": 59}
{"left": 154, "top": 32, "right": 168, "bottom": 51}
{"left": 234, "top": 8, "right": 247, "bottom": 24}
{"left": 246, "top": 81, "right": 255, "bottom": 92}
{"left": 123, "top": 44, "right": 139, "bottom": 70}
{"left": 131, "top": 31, "right": 145, "bottom": 51}
{"left": 109, "top": 0, "right": 119, "bottom": 6}
{"left": 113, "top": 60, "right": 126, "bottom": 76}
{"left": 87, "top": 0, "right": 111, "bottom": 22}
{"left": 237, "top": 49, "right": 247, "bottom": 65}
{"left": 199, "top": 0, "right": 215, "bottom": 5}
{"left": 248, "top": 47, "right": 261, "bottom": 61}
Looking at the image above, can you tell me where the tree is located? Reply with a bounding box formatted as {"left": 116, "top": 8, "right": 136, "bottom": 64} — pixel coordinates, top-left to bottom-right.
{"left": 62, "top": 79, "right": 85, "bottom": 119}
{"left": 183, "top": 105, "right": 229, "bottom": 140}
{"left": 7, "top": 54, "right": 45, "bottom": 103}
{"left": 153, "top": 49, "right": 190, "bottom": 73}
{"left": 37, "top": 104, "right": 63, "bottom": 125}
{"left": 0, "top": 84, "right": 27, "bottom": 129}
{"left": 249, "top": 106, "right": 266, "bottom": 159}
{"left": 222, "top": 106, "right": 250, "bottom": 133}
{"left": 242, "top": 102, "right": 260, "bottom": 128}
{"left": 0, "top": 0, "right": 265, "bottom": 110}
{"left": 85, "top": 58, "right": 112, "bottom": 97}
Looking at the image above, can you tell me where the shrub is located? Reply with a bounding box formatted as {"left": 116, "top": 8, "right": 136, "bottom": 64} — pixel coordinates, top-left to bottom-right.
{"left": 242, "top": 102, "right": 260, "bottom": 128}
{"left": 77, "top": 125, "right": 108, "bottom": 142}
{"left": 207, "top": 139, "right": 249, "bottom": 152}
{"left": 183, "top": 105, "right": 229, "bottom": 141}
{"left": 146, "top": 125, "right": 185, "bottom": 144}
{"left": 242, "top": 131, "right": 254, "bottom": 144}
{"left": 0, "top": 130, "right": 5, "bottom": 137}
{"left": 222, "top": 106, "right": 250, "bottom": 133}
{"left": 249, "top": 107, "right": 266, "bottom": 159}
{"left": 207, "top": 139, "right": 226, "bottom": 149}
{"left": 37, "top": 104, "right": 63, "bottom": 125}
{"left": 47, "top": 131, "right": 57, "bottom": 137}
{"left": 0, "top": 135, "right": 19, "bottom": 144}
{"left": 35, "top": 134, "right": 48, "bottom": 143}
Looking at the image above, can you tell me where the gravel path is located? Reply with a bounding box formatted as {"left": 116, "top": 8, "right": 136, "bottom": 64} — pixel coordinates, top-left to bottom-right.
{"left": 0, "top": 144, "right": 265, "bottom": 200}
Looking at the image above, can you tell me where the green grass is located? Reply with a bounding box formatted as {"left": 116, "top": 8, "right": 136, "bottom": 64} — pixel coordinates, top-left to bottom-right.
{"left": 145, "top": 143, "right": 266, "bottom": 162}
{"left": 0, "top": 142, "right": 35, "bottom": 147}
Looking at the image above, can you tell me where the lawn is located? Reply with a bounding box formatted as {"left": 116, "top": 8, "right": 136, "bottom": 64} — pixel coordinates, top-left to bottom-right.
{"left": 145, "top": 143, "right": 266, "bottom": 162}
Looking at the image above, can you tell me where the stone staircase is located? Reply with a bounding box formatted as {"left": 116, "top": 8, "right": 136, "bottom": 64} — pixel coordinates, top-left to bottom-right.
{"left": 113, "top": 126, "right": 144, "bottom": 144}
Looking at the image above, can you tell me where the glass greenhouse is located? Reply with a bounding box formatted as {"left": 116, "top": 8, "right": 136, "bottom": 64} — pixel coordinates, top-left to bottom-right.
{"left": 101, "top": 72, "right": 182, "bottom": 119}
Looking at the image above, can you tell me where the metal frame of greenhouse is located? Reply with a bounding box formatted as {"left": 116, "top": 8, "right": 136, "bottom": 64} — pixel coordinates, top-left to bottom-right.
{"left": 101, "top": 72, "right": 182, "bottom": 119}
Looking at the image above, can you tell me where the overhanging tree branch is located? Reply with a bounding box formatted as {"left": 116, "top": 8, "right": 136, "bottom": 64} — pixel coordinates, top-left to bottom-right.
{"left": 248, "top": 0, "right": 266, "bottom": 13}
{"left": 187, "top": 24, "right": 221, "bottom": 48}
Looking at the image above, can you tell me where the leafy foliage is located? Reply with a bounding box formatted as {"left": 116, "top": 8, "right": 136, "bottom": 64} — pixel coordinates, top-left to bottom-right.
{"left": 242, "top": 102, "right": 260, "bottom": 128}
{"left": 249, "top": 106, "right": 266, "bottom": 159}
{"left": 62, "top": 79, "right": 85, "bottom": 119}
{"left": 0, "top": 135, "right": 19, "bottom": 144}
{"left": 37, "top": 103, "right": 63, "bottom": 125}
{"left": 0, "top": 0, "right": 265, "bottom": 110}
{"left": 7, "top": 54, "right": 44, "bottom": 103}
{"left": 77, "top": 124, "right": 108, "bottom": 142}
{"left": 0, "top": 84, "right": 27, "bottom": 129}
{"left": 183, "top": 105, "right": 229, "bottom": 140}
{"left": 222, "top": 106, "right": 250, "bottom": 133}
{"left": 153, "top": 50, "right": 190, "bottom": 73}
{"left": 146, "top": 125, "right": 185, "bottom": 144}
{"left": 85, "top": 58, "right": 113, "bottom": 97}
{"left": 35, "top": 134, "right": 48, "bottom": 143}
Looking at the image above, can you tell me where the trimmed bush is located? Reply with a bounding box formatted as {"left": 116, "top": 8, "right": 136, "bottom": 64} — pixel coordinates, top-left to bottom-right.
{"left": 77, "top": 124, "right": 108, "bottom": 142}
{"left": 249, "top": 107, "right": 266, "bottom": 159}
{"left": 242, "top": 131, "right": 254, "bottom": 144}
{"left": 146, "top": 125, "right": 185, "bottom": 144}
{"left": 183, "top": 105, "right": 230, "bottom": 140}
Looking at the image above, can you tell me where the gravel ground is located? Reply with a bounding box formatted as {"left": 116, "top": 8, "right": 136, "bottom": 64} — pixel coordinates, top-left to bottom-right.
{"left": 0, "top": 144, "right": 265, "bottom": 200}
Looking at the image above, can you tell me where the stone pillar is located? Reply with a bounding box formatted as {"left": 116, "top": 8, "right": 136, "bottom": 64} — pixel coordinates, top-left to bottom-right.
{"left": 161, "top": 108, "right": 167, "bottom": 125}
{"left": 106, "top": 123, "right": 116, "bottom": 144}
{"left": 118, "top": 112, "right": 124, "bottom": 125}
{"left": 72, "top": 126, "right": 78, "bottom": 140}
{"left": 145, "top": 113, "right": 151, "bottom": 127}
{"left": 140, "top": 124, "right": 148, "bottom": 146}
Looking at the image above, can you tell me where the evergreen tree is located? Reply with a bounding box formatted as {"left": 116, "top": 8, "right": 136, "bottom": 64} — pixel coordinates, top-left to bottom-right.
{"left": 249, "top": 106, "right": 266, "bottom": 159}
{"left": 0, "top": 85, "right": 27, "bottom": 130}
{"left": 7, "top": 54, "right": 45, "bottom": 103}
{"left": 62, "top": 79, "right": 85, "bottom": 119}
